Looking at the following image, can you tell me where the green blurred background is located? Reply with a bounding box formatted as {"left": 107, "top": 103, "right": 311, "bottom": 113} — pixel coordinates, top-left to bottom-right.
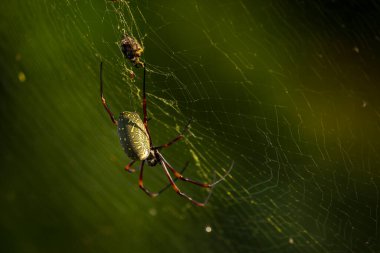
{"left": 1, "top": 0, "right": 380, "bottom": 252}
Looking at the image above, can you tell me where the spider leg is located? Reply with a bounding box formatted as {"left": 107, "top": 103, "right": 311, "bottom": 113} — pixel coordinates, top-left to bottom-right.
{"left": 208, "top": 160, "right": 234, "bottom": 186}
{"left": 154, "top": 119, "right": 192, "bottom": 150}
{"left": 160, "top": 160, "right": 213, "bottom": 207}
{"left": 100, "top": 62, "right": 117, "bottom": 125}
{"left": 137, "top": 161, "right": 189, "bottom": 197}
{"left": 139, "top": 160, "right": 159, "bottom": 197}
{"left": 159, "top": 153, "right": 234, "bottom": 188}
{"left": 142, "top": 67, "right": 152, "bottom": 146}
{"left": 163, "top": 160, "right": 211, "bottom": 188}
{"left": 124, "top": 160, "right": 136, "bottom": 173}
{"left": 154, "top": 135, "right": 183, "bottom": 150}
{"left": 157, "top": 161, "right": 189, "bottom": 194}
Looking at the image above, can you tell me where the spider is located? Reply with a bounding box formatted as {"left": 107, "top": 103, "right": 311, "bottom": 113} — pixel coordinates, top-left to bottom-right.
{"left": 120, "top": 34, "right": 144, "bottom": 68}
{"left": 100, "top": 62, "right": 233, "bottom": 206}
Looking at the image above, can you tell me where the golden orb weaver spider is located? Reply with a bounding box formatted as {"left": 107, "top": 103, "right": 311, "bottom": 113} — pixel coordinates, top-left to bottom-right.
{"left": 100, "top": 62, "right": 233, "bottom": 206}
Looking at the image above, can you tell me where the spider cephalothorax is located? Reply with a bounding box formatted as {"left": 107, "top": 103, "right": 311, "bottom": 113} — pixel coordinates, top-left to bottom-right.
{"left": 100, "top": 62, "right": 233, "bottom": 206}
{"left": 146, "top": 150, "right": 160, "bottom": 167}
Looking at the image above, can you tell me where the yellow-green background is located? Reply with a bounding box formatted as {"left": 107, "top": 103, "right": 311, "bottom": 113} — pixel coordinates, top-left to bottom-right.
{"left": 1, "top": 0, "right": 380, "bottom": 252}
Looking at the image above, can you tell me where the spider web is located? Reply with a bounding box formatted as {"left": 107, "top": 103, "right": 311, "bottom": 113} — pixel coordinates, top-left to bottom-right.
{"left": 88, "top": 0, "right": 380, "bottom": 252}
{"left": 2, "top": 0, "right": 380, "bottom": 252}
{"left": 86, "top": 0, "right": 380, "bottom": 252}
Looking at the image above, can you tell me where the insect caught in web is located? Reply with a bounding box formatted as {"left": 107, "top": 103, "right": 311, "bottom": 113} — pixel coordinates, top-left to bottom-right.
{"left": 120, "top": 34, "right": 144, "bottom": 68}
{"left": 100, "top": 62, "right": 233, "bottom": 206}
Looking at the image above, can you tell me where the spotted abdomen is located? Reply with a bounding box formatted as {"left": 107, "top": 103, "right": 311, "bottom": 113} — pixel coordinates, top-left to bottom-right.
{"left": 118, "top": 112, "right": 150, "bottom": 161}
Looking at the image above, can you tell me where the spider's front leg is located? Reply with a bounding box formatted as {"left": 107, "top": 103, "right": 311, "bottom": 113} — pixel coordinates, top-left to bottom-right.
{"left": 142, "top": 67, "right": 152, "bottom": 146}
{"left": 159, "top": 153, "right": 234, "bottom": 188}
{"left": 100, "top": 62, "right": 117, "bottom": 125}
{"left": 137, "top": 161, "right": 190, "bottom": 197}
{"left": 157, "top": 161, "right": 189, "bottom": 194}
{"left": 160, "top": 161, "right": 213, "bottom": 207}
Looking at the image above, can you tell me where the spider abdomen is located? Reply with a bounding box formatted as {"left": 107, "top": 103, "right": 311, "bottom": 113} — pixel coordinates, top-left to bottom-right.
{"left": 118, "top": 111, "right": 150, "bottom": 161}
